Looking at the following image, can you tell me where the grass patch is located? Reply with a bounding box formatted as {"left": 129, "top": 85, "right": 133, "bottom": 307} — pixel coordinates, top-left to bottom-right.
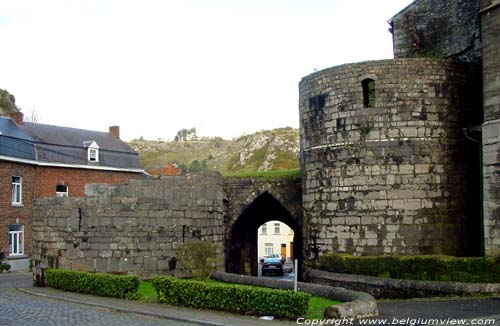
{"left": 137, "top": 281, "right": 157, "bottom": 302}
{"left": 223, "top": 168, "right": 301, "bottom": 181}
{"left": 139, "top": 279, "right": 340, "bottom": 319}
{"left": 307, "top": 296, "right": 341, "bottom": 319}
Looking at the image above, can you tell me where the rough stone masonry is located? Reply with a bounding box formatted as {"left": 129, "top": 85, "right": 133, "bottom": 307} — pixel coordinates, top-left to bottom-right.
{"left": 32, "top": 173, "right": 225, "bottom": 282}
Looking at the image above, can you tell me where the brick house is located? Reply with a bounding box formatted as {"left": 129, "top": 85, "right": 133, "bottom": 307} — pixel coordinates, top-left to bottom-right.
{"left": 0, "top": 113, "right": 143, "bottom": 271}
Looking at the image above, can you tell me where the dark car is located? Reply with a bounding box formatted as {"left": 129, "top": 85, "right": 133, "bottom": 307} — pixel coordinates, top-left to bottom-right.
{"left": 261, "top": 257, "right": 284, "bottom": 276}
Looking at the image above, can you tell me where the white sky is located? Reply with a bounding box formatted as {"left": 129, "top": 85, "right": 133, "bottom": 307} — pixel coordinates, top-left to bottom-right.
{"left": 0, "top": 0, "right": 413, "bottom": 141}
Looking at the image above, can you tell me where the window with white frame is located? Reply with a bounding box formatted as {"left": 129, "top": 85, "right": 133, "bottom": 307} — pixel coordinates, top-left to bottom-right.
{"left": 56, "top": 184, "right": 69, "bottom": 197}
{"left": 261, "top": 223, "right": 267, "bottom": 234}
{"left": 84, "top": 141, "right": 100, "bottom": 163}
{"left": 9, "top": 224, "right": 24, "bottom": 256}
{"left": 88, "top": 148, "right": 98, "bottom": 162}
{"left": 264, "top": 243, "right": 273, "bottom": 256}
{"left": 274, "top": 223, "right": 281, "bottom": 234}
{"left": 11, "top": 176, "right": 22, "bottom": 205}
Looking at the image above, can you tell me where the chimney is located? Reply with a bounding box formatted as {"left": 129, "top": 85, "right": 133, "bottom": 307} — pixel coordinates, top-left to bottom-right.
{"left": 10, "top": 111, "right": 24, "bottom": 125}
{"left": 109, "top": 125, "right": 120, "bottom": 139}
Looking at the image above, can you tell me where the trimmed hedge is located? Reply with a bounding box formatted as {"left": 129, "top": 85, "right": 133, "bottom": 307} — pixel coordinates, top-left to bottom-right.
{"left": 152, "top": 276, "right": 310, "bottom": 319}
{"left": 45, "top": 269, "right": 139, "bottom": 299}
{"left": 318, "top": 254, "right": 500, "bottom": 283}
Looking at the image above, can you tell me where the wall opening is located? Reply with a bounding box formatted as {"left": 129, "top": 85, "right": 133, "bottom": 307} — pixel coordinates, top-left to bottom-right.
{"left": 308, "top": 94, "right": 327, "bottom": 111}
{"left": 226, "top": 192, "right": 303, "bottom": 279}
{"left": 362, "top": 79, "right": 376, "bottom": 108}
{"left": 257, "top": 220, "right": 295, "bottom": 277}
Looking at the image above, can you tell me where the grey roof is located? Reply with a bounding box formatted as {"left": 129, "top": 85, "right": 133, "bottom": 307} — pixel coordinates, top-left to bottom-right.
{"left": 0, "top": 117, "right": 36, "bottom": 160}
{"left": 20, "top": 122, "right": 141, "bottom": 170}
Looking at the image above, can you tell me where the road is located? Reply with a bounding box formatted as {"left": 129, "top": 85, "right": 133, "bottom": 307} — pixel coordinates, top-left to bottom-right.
{"left": 1, "top": 272, "right": 499, "bottom": 326}
{"left": 0, "top": 272, "right": 198, "bottom": 326}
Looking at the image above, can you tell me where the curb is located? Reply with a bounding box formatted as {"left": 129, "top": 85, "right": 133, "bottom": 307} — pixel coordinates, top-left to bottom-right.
{"left": 17, "top": 287, "right": 229, "bottom": 326}
{"left": 212, "top": 271, "right": 378, "bottom": 319}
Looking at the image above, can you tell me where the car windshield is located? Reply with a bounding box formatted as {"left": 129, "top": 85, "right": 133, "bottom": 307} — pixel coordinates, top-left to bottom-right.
{"left": 263, "top": 258, "right": 281, "bottom": 264}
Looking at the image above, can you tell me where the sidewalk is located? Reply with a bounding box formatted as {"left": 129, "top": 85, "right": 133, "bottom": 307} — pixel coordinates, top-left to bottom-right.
{"left": 18, "top": 286, "right": 296, "bottom": 326}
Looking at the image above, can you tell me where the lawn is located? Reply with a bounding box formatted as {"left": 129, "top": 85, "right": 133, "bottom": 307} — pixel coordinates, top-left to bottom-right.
{"left": 138, "top": 280, "right": 340, "bottom": 319}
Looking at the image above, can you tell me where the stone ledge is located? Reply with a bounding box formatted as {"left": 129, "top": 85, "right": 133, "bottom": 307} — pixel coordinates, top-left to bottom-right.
{"left": 307, "top": 269, "right": 500, "bottom": 299}
{"left": 211, "top": 271, "right": 378, "bottom": 319}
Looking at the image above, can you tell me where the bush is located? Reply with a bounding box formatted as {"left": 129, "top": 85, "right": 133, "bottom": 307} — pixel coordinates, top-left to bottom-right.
{"left": 177, "top": 240, "right": 219, "bottom": 280}
{"left": 152, "top": 276, "right": 310, "bottom": 319}
{"left": 0, "top": 263, "right": 11, "bottom": 273}
{"left": 45, "top": 269, "right": 139, "bottom": 299}
{"left": 318, "top": 254, "right": 500, "bottom": 283}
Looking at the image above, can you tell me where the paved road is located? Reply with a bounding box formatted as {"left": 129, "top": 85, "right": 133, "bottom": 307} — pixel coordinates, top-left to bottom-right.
{"left": 1, "top": 272, "right": 499, "bottom": 326}
{"left": 0, "top": 272, "right": 199, "bottom": 326}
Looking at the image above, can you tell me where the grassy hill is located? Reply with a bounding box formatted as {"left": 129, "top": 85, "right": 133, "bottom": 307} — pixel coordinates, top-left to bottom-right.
{"left": 128, "top": 127, "right": 300, "bottom": 174}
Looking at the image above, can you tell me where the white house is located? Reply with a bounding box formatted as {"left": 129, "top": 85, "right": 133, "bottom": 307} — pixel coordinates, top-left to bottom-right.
{"left": 257, "top": 220, "right": 294, "bottom": 262}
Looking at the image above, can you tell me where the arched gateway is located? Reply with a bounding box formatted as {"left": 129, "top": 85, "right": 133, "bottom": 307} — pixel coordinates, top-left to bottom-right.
{"left": 223, "top": 177, "right": 303, "bottom": 279}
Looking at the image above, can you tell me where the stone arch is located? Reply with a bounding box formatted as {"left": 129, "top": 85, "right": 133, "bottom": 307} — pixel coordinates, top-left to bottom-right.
{"left": 225, "top": 191, "right": 303, "bottom": 279}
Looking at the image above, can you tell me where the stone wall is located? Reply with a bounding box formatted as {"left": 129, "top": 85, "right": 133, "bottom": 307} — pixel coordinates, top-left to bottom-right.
{"left": 32, "top": 172, "right": 225, "bottom": 282}
{"left": 299, "top": 58, "right": 482, "bottom": 260}
{"left": 390, "top": 0, "right": 481, "bottom": 62}
{"left": 481, "top": 0, "right": 500, "bottom": 255}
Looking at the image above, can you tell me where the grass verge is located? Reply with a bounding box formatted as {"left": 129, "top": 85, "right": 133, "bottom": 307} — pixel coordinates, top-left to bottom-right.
{"left": 223, "top": 168, "right": 301, "bottom": 180}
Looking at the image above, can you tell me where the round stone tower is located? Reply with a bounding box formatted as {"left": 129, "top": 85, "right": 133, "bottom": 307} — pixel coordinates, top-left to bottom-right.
{"left": 299, "top": 58, "right": 480, "bottom": 260}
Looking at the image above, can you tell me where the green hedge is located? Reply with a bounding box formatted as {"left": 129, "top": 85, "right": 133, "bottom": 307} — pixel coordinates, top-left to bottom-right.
{"left": 318, "top": 254, "right": 500, "bottom": 283}
{"left": 152, "top": 276, "right": 310, "bottom": 319}
{"left": 45, "top": 269, "right": 139, "bottom": 299}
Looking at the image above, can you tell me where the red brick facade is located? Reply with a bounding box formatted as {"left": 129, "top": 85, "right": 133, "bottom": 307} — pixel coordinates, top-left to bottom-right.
{"left": 35, "top": 166, "right": 142, "bottom": 198}
{"left": 0, "top": 161, "right": 35, "bottom": 260}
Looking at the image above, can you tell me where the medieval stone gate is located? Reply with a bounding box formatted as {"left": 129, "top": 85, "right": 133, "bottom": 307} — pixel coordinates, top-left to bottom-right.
{"left": 32, "top": 173, "right": 304, "bottom": 282}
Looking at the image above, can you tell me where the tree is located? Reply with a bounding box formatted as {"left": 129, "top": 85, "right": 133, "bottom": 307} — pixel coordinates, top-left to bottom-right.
{"left": 24, "top": 109, "right": 41, "bottom": 123}
{"left": 174, "top": 128, "right": 197, "bottom": 142}
{"left": 177, "top": 240, "right": 219, "bottom": 280}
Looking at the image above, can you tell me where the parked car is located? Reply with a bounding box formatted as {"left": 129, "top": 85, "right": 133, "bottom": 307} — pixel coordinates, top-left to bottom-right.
{"left": 267, "top": 253, "right": 286, "bottom": 264}
{"left": 261, "top": 257, "right": 284, "bottom": 276}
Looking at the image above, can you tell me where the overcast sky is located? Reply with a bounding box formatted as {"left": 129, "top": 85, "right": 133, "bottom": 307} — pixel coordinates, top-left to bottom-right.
{"left": 0, "top": 0, "right": 413, "bottom": 141}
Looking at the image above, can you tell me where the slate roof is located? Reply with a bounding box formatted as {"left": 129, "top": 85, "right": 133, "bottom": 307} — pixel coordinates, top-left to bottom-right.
{"left": 19, "top": 122, "right": 141, "bottom": 170}
{"left": 0, "top": 117, "right": 36, "bottom": 161}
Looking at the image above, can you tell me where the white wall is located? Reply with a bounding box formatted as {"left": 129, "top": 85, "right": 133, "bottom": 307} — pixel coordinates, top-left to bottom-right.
{"left": 257, "top": 220, "right": 294, "bottom": 262}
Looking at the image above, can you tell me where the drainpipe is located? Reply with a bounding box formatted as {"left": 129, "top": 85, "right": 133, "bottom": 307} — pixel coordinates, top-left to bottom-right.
{"left": 462, "top": 127, "right": 484, "bottom": 256}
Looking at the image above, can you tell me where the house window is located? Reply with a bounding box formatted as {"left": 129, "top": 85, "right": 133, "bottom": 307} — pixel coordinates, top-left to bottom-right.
{"left": 264, "top": 243, "right": 273, "bottom": 256}
{"left": 362, "top": 79, "right": 376, "bottom": 108}
{"left": 308, "top": 94, "right": 327, "bottom": 110}
{"left": 84, "top": 141, "right": 100, "bottom": 163}
{"left": 274, "top": 223, "right": 281, "bottom": 234}
{"left": 11, "top": 176, "right": 22, "bottom": 205}
{"left": 56, "top": 184, "right": 69, "bottom": 197}
{"left": 88, "top": 148, "right": 98, "bottom": 162}
{"left": 261, "top": 223, "right": 267, "bottom": 234}
{"left": 9, "top": 224, "right": 24, "bottom": 256}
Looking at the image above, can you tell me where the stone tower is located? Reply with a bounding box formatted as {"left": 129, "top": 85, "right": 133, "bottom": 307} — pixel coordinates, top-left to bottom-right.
{"left": 299, "top": 0, "right": 487, "bottom": 262}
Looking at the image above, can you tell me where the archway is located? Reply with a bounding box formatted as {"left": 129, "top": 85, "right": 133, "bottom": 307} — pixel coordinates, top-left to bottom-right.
{"left": 226, "top": 191, "right": 303, "bottom": 279}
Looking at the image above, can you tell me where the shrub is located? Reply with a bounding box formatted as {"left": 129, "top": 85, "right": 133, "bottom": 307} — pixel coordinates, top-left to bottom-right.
{"left": 152, "top": 276, "right": 310, "bottom": 319}
{"left": 177, "top": 240, "right": 219, "bottom": 280}
{"left": 0, "top": 263, "right": 11, "bottom": 273}
{"left": 318, "top": 254, "right": 500, "bottom": 283}
{"left": 45, "top": 269, "right": 139, "bottom": 299}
